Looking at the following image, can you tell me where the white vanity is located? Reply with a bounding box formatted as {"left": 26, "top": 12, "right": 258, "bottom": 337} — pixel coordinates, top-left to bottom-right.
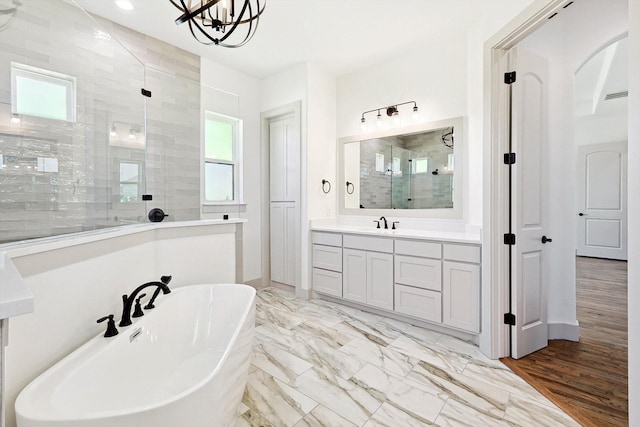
{"left": 311, "top": 226, "right": 481, "bottom": 335}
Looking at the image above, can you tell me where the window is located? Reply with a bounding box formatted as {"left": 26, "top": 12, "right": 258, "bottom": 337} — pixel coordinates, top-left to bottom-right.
{"left": 392, "top": 157, "right": 402, "bottom": 175}
{"left": 375, "top": 153, "right": 385, "bottom": 172}
{"left": 119, "top": 162, "right": 140, "bottom": 202}
{"left": 412, "top": 157, "right": 429, "bottom": 174}
{"left": 204, "top": 112, "right": 241, "bottom": 203}
{"left": 11, "top": 63, "right": 76, "bottom": 122}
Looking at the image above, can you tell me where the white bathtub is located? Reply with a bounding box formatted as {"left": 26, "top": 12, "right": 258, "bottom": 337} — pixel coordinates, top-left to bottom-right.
{"left": 15, "top": 284, "right": 256, "bottom": 427}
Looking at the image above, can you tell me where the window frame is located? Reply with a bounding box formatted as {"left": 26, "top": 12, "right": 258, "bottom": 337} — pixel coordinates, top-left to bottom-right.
{"left": 118, "top": 160, "right": 142, "bottom": 203}
{"left": 202, "top": 111, "right": 242, "bottom": 205}
{"left": 11, "top": 62, "right": 77, "bottom": 123}
{"left": 412, "top": 157, "right": 429, "bottom": 174}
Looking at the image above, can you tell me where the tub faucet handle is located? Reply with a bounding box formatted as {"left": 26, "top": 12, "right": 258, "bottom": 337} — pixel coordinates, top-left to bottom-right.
{"left": 392, "top": 221, "right": 400, "bottom": 230}
{"left": 132, "top": 293, "right": 146, "bottom": 318}
{"left": 373, "top": 220, "right": 380, "bottom": 229}
{"left": 97, "top": 314, "right": 119, "bottom": 338}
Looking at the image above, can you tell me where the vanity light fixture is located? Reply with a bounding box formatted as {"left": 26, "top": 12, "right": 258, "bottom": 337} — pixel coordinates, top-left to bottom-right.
{"left": 170, "top": 0, "right": 266, "bottom": 48}
{"left": 360, "top": 101, "right": 419, "bottom": 130}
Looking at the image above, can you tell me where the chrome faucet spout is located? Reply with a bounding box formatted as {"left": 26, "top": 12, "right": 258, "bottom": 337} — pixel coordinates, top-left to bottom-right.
{"left": 119, "top": 276, "right": 172, "bottom": 327}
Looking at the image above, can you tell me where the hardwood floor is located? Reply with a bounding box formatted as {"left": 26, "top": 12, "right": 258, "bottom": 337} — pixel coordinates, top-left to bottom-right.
{"left": 502, "top": 256, "right": 628, "bottom": 426}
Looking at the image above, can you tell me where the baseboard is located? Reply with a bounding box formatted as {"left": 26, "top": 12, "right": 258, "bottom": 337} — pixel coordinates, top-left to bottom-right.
{"left": 548, "top": 321, "right": 580, "bottom": 341}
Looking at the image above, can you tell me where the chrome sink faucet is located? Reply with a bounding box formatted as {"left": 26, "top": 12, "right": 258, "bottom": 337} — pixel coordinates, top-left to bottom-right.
{"left": 119, "top": 275, "right": 172, "bottom": 327}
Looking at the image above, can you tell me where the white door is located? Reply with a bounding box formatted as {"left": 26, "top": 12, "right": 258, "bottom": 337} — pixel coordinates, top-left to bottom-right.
{"left": 343, "top": 248, "right": 367, "bottom": 303}
{"left": 510, "top": 47, "right": 549, "bottom": 359}
{"left": 270, "top": 115, "right": 299, "bottom": 202}
{"left": 269, "top": 114, "right": 300, "bottom": 286}
{"left": 576, "top": 142, "right": 627, "bottom": 260}
{"left": 366, "top": 252, "right": 393, "bottom": 310}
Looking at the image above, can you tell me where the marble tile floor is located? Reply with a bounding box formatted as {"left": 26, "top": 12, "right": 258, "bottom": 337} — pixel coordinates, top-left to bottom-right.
{"left": 235, "top": 287, "right": 580, "bottom": 427}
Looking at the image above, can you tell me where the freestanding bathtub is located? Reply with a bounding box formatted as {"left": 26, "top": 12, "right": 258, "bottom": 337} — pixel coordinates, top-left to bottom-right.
{"left": 15, "top": 284, "right": 256, "bottom": 427}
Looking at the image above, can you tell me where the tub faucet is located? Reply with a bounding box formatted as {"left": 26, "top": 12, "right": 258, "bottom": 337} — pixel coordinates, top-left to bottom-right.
{"left": 379, "top": 216, "right": 388, "bottom": 229}
{"left": 119, "top": 275, "right": 172, "bottom": 327}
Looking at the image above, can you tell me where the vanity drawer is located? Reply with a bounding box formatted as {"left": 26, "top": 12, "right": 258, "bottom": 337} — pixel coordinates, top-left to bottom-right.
{"left": 343, "top": 234, "right": 393, "bottom": 253}
{"left": 312, "top": 244, "right": 342, "bottom": 272}
{"left": 395, "top": 255, "right": 442, "bottom": 291}
{"left": 443, "top": 244, "right": 481, "bottom": 264}
{"left": 394, "top": 284, "right": 441, "bottom": 323}
{"left": 313, "top": 268, "right": 342, "bottom": 297}
{"left": 395, "top": 239, "right": 441, "bottom": 259}
{"left": 312, "top": 232, "right": 342, "bottom": 247}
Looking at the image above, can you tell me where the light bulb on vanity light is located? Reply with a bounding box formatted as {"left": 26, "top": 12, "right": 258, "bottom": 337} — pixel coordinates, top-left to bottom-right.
{"left": 109, "top": 125, "right": 118, "bottom": 138}
{"left": 392, "top": 112, "right": 401, "bottom": 125}
{"left": 412, "top": 105, "right": 420, "bottom": 122}
{"left": 128, "top": 129, "right": 136, "bottom": 141}
{"left": 376, "top": 110, "right": 383, "bottom": 128}
{"left": 360, "top": 117, "right": 366, "bottom": 131}
{"left": 10, "top": 114, "right": 20, "bottom": 126}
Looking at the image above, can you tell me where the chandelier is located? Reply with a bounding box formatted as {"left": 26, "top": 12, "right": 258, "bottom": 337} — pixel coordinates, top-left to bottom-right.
{"left": 170, "top": 0, "right": 265, "bottom": 48}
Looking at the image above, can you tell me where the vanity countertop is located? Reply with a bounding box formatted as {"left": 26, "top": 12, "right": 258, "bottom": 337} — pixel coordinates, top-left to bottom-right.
{"left": 311, "top": 224, "right": 481, "bottom": 245}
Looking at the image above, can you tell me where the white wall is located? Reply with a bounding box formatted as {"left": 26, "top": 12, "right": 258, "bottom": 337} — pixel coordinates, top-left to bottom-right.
{"left": 3, "top": 225, "right": 238, "bottom": 427}
{"left": 627, "top": 1, "right": 639, "bottom": 424}
{"left": 516, "top": 0, "right": 628, "bottom": 336}
{"left": 200, "top": 58, "right": 262, "bottom": 282}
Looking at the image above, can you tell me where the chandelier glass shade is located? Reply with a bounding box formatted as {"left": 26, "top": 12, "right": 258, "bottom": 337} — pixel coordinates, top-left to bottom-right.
{"left": 170, "top": 0, "right": 265, "bottom": 48}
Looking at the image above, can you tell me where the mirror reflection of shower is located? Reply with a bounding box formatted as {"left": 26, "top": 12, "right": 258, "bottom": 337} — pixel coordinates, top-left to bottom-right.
{"left": 347, "top": 127, "right": 455, "bottom": 210}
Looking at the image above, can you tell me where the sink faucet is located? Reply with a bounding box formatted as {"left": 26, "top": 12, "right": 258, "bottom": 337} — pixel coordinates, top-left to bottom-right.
{"left": 119, "top": 275, "right": 172, "bottom": 327}
{"left": 379, "top": 216, "right": 388, "bottom": 230}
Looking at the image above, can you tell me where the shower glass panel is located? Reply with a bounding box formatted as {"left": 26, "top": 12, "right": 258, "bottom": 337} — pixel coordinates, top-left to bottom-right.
{"left": 0, "top": 0, "right": 146, "bottom": 243}
{"left": 143, "top": 66, "right": 200, "bottom": 221}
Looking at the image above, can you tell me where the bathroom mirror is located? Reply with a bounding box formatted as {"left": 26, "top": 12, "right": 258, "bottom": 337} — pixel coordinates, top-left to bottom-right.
{"left": 339, "top": 117, "right": 463, "bottom": 218}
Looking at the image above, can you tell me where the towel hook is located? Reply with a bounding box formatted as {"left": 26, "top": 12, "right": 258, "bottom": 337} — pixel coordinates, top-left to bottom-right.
{"left": 321, "top": 179, "right": 331, "bottom": 194}
{"left": 346, "top": 181, "right": 355, "bottom": 195}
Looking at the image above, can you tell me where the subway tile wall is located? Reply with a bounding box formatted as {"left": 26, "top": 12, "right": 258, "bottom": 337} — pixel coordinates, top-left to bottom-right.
{"left": 0, "top": 0, "right": 200, "bottom": 243}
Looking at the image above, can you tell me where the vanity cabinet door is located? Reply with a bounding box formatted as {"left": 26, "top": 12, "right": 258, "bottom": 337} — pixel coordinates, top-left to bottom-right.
{"left": 343, "top": 249, "right": 367, "bottom": 304}
{"left": 367, "top": 252, "right": 394, "bottom": 310}
{"left": 442, "top": 261, "right": 480, "bottom": 333}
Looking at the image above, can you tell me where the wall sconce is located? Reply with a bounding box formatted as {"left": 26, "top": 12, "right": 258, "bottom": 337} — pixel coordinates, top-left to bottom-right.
{"left": 360, "top": 101, "right": 419, "bottom": 130}
{"left": 109, "top": 121, "right": 145, "bottom": 148}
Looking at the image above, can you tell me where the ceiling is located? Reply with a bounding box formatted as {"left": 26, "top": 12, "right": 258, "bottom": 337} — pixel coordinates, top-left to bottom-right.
{"left": 73, "top": 0, "right": 479, "bottom": 79}
{"left": 574, "top": 37, "right": 628, "bottom": 118}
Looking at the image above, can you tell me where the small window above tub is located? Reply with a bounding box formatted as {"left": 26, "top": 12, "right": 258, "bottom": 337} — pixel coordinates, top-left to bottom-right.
{"left": 11, "top": 63, "right": 77, "bottom": 122}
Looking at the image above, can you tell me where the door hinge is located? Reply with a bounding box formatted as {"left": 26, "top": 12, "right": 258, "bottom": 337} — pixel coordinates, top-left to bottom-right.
{"left": 141, "top": 88, "right": 152, "bottom": 98}
{"left": 504, "top": 233, "right": 516, "bottom": 245}
{"left": 504, "top": 71, "right": 516, "bottom": 84}
{"left": 504, "top": 313, "right": 516, "bottom": 326}
{"left": 504, "top": 153, "right": 516, "bottom": 165}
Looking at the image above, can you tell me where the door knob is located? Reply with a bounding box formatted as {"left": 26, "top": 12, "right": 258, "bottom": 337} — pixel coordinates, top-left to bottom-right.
{"left": 541, "top": 235, "right": 552, "bottom": 244}
{"left": 578, "top": 213, "right": 585, "bottom": 216}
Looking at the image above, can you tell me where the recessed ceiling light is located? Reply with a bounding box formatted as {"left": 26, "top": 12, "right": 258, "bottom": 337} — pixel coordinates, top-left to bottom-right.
{"left": 115, "top": 0, "right": 134, "bottom": 11}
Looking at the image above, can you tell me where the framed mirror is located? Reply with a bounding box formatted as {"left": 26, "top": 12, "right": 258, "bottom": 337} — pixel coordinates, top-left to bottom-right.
{"left": 338, "top": 117, "right": 463, "bottom": 218}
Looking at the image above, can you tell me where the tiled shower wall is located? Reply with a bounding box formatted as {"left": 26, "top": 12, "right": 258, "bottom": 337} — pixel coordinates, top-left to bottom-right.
{"left": 0, "top": 0, "right": 200, "bottom": 243}
{"left": 403, "top": 130, "right": 453, "bottom": 209}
